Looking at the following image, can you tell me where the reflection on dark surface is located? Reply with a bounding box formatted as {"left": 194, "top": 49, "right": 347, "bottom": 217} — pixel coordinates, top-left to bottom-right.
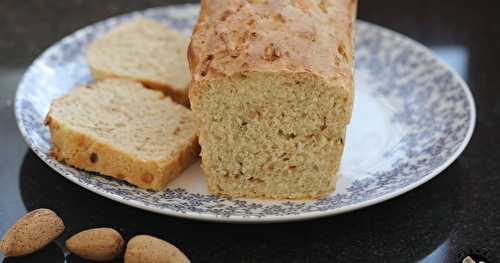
{"left": 19, "top": 150, "right": 460, "bottom": 262}
{"left": 1, "top": 243, "right": 64, "bottom": 263}
{"left": 421, "top": 240, "right": 449, "bottom": 263}
{"left": 0, "top": 67, "right": 29, "bottom": 237}
{"left": 65, "top": 254, "right": 121, "bottom": 263}
{"left": 430, "top": 46, "right": 469, "bottom": 80}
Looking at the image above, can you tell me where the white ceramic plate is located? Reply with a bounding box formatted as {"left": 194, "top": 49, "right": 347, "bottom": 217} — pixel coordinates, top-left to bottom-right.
{"left": 15, "top": 4, "right": 475, "bottom": 223}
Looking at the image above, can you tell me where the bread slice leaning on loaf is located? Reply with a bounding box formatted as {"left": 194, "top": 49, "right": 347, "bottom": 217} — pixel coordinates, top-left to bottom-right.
{"left": 45, "top": 79, "right": 199, "bottom": 191}
{"left": 86, "top": 18, "right": 191, "bottom": 106}
{"left": 188, "top": 0, "right": 357, "bottom": 199}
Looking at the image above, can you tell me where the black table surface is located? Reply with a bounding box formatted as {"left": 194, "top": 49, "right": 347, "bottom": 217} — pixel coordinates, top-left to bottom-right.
{"left": 1, "top": 1, "right": 499, "bottom": 262}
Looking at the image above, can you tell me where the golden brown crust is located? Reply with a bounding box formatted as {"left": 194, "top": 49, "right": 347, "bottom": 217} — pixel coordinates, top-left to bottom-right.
{"left": 189, "top": 0, "right": 357, "bottom": 91}
{"left": 86, "top": 18, "right": 191, "bottom": 106}
{"left": 157, "top": 136, "right": 200, "bottom": 188}
{"left": 45, "top": 98, "right": 199, "bottom": 191}
{"left": 188, "top": 1, "right": 356, "bottom": 199}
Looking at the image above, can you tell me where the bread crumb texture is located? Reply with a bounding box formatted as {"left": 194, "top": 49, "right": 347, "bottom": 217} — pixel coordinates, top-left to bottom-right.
{"left": 45, "top": 79, "right": 199, "bottom": 191}
{"left": 87, "top": 18, "right": 191, "bottom": 105}
{"left": 189, "top": 0, "right": 356, "bottom": 199}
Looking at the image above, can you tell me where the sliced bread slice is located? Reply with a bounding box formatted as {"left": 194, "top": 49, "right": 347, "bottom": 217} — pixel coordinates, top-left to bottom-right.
{"left": 86, "top": 18, "right": 191, "bottom": 106}
{"left": 45, "top": 79, "right": 199, "bottom": 191}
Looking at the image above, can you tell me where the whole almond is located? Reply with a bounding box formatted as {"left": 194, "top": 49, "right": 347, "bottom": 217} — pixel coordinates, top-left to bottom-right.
{"left": 66, "top": 228, "right": 124, "bottom": 262}
{"left": 1, "top": 208, "right": 65, "bottom": 257}
{"left": 124, "top": 235, "right": 190, "bottom": 263}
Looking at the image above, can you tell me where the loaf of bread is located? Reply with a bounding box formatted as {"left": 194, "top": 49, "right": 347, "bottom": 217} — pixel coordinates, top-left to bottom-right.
{"left": 86, "top": 18, "right": 191, "bottom": 105}
{"left": 45, "top": 79, "right": 199, "bottom": 191}
{"left": 188, "top": 0, "right": 357, "bottom": 199}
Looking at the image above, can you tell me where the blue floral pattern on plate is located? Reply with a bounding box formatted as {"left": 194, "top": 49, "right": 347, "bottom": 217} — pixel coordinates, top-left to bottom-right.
{"left": 14, "top": 4, "right": 475, "bottom": 223}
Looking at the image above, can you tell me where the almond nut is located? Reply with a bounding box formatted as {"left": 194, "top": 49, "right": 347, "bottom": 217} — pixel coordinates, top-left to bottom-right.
{"left": 66, "top": 227, "right": 124, "bottom": 262}
{"left": 1, "top": 209, "right": 65, "bottom": 257}
{"left": 124, "top": 235, "right": 190, "bottom": 263}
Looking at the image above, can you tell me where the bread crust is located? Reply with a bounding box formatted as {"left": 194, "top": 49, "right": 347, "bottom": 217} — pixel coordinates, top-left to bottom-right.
{"left": 46, "top": 114, "right": 199, "bottom": 191}
{"left": 86, "top": 18, "right": 191, "bottom": 106}
{"left": 45, "top": 81, "right": 199, "bottom": 191}
{"left": 189, "top": 0, "right": 357, "bottom": 96}
{"left": 189, "top": 0, "right": 357, "bottom": 199}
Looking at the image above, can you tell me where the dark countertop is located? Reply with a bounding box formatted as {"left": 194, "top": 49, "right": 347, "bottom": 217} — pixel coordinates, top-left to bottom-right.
{"left": 1, "top": 1, "right": 499, "bottom": 262}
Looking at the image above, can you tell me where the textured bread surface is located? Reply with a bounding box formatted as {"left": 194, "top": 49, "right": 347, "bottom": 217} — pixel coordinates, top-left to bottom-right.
{"left": 45, "top": 79, "right": 199, "bottom": 191}
{"left": 189, "top": 0, "right": 356, "bottom": 199}
{"left": 87, "top": 18, "right": 191, "bottom": 105}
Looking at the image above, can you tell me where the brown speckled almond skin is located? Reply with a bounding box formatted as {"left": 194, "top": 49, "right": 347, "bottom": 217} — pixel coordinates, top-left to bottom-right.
{"left": 66, "top": 228, "right": 124, "bottom": 262}
{"left": 1, "top": 209, "right": 65, "bottom": 257}
{"left": 124, "top": 235, "right": 190, "bottom": 263}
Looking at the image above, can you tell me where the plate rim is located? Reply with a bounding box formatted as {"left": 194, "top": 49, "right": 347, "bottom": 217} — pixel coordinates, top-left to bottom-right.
{"left": 14, "top": 4, "right": 476, "bottom": 223}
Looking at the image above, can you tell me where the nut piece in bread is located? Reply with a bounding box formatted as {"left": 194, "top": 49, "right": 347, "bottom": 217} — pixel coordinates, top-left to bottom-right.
{"left": 188, "top": 0, "right": 357, "bottom": 199}
{"left": 87, "top": 18, "right": 191, "bottom": 105}
{"left": 45, "top": 79, "right": 199, "bottom": 191}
